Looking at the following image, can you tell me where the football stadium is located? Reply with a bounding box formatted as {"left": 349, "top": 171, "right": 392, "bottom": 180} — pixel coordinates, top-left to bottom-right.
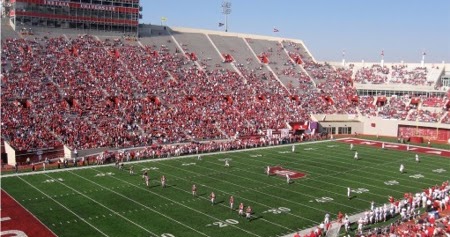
{"left": 1, "top": 1, "right": 450, "bottom": 237}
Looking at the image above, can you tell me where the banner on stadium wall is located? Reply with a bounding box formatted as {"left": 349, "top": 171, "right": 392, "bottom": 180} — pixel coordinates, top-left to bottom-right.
{"left": 280, "top": 129, "right": 289, "bottom": 138}
{"left": 267, "top": 129, "right": 273, "bottom": 138}
{"left": 15, "top": 0, "right": 139, "bottom": 13}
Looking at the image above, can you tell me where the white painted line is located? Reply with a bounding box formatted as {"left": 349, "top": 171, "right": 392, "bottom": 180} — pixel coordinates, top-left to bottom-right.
{"left": 16, "top": 177, "right": 108, "bottom": 237}
{"left": 41, "top": 173, "right": 159, "bottom": 237}
{"left": 68, "top": 171, "right": 211, "bottom": 237}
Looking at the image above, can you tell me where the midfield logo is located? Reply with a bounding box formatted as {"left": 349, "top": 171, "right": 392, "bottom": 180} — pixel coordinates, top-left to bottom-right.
{"left": 269, "top": 166, "right": 306, "bottom": 179}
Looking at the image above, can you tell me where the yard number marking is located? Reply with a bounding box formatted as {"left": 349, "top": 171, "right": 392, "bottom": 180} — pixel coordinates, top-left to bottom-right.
{"left": 384, "top": 180, "right": 399, "bottom": 185}
{"left": 315, "top": 197, "right": 334, "bottom": 203}
{"left": 263, "top": 207, "right": 291, "bottom": 214}
{"left": 409, "top": 174, "right": 424, "bottom": 179}
{"left": 207, "top": 219, "right": 239, "bottom": 228}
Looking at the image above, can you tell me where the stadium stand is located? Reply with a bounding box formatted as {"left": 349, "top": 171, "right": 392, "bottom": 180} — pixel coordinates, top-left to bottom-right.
{"left": 1, "top": 23, "right": 449, "bottom": 165}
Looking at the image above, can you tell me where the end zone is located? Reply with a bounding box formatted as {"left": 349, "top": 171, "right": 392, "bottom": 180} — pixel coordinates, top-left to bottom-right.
{"left": 1, "top": 190, "right": 56, "bottom": 237}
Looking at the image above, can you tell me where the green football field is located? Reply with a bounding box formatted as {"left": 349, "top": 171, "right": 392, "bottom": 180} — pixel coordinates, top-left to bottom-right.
{"left": 1, "top": 139, "right": 449, "bottom": 237}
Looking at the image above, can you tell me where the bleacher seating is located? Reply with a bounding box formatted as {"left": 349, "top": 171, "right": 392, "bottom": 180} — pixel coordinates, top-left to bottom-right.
{"left": 1, "top": 31, "right": 448, "bottom": 154}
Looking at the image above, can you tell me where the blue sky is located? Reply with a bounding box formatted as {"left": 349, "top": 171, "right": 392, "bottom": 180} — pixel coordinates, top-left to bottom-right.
{"left": 142, "top": 0, "right": 450, "bottom": 63}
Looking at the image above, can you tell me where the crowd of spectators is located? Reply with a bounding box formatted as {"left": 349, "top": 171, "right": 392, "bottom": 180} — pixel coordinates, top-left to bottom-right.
{"left": 377, "top": 96, "right": 411, "bottom": 120}
{"left": 441, "top": 113, "right": 450, "bottom": 124}
{"left": 407, "top": 109, "right": 445, "bottom": 123}
{"left": 390, "top": 65, "right": 430, "bottom": 86}
{"left": 354, "top": 65, "right": 389, "bottom": 84}
{"left": 1, "top": 35, "right": 312, "bottom": 152}
{"left": 421, "top": 95, "right": 447, "bottom": 108}
{"left": 357, "top": 96, "right": 378, "bottom": 117}
{"left": 1, "top": 34, "right": 449, "bottom": 154}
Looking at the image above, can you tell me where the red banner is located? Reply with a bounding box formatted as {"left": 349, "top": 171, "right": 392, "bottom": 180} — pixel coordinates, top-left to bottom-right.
{"left": 14, "top": 0, "right": 139, "bottom": 14}
{"left": 16, "top": 11, "right": 138, "bottom": 25}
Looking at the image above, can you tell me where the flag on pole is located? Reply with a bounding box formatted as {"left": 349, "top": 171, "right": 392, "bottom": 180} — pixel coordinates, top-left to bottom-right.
{"left": 161, "top": 17, "right": 167, "bottom": 22}
{"left": 218, "top": 22, "right": 224, "bottom": 27}
{"left": 381, "top": 50, "right": 384, "bottom": 56}
{"left": 422, "top": 51, "right": 426, "bottom": 56}
{"left": 273, "top": 28, "right": 279, "bottom": 32}
{"left": 342, "top": 50, "right": 345, "bottom": 57}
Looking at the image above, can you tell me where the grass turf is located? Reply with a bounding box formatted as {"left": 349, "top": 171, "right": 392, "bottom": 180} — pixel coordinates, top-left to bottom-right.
{"left": 1, "top": 139, "right": 449, "bottom": 237}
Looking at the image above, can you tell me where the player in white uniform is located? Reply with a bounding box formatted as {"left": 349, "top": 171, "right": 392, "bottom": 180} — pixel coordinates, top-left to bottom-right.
{"left": 415, "top": 154, "right": 420, "bottom": 163}
{"left": 324, "top": 212, "right": 330, "bottom": 225}
{"left": 161, "top": 175, "right": 166, "bottom": 188}
{"left": 407, "top": 143, "right": 410, "bottom": 151}
{"left": 210, "top": 192, "right": 216, "bottom": 205}
{"left": 292, "top": 145, "right": 295, "bottom": 153}
{"left": 266, "top": 166, "right": 271, "bottom": 176}
{"left": 350, "top": 143, "right": 354, "bottom": 150}
{"left": 129, "top": 165, "right": 134, "bottom": 175}
{"left": 143, "top": 171, "right": 149, "bottom": 187}
{"left": 399, "top": 164, "right": 405, "bottom": 173}
{"left": 354, "top": 151, "right": 359, "bottom": 160}
{"left": 347, "top": 187, "right": 352, "bottom": 199}
{"left": 382, "top": 142, "right": 385, "bottom": 149}
{"left": 197, "top": 155, "right": 202, "bottom": 160}
{"left": 229, "top": 196, "right": 234, "bottom": 210}
{"left": 238, "top": 203, "right": 244, "bottom": 216}
{"left": 225, "top": 159, "right": 230, "bottom": 167}
{"left": 286, "top": 174, "right": 291, "bottom": 184}
{"left": 192, "top": 184, "right": 197, "bottom": 197}
{"left": 246, "top": 206, "right": 252, "bottom": 221}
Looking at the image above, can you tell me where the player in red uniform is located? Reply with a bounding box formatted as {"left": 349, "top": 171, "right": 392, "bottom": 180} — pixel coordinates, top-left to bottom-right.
{"left": 389, "top": 196, "right": 395, "bottom": 204}
{"left": 238, "top": 203, "right": 244, "bottom": 216}
{"left": 337, "top": 211, "right": 344, "bottom": 223}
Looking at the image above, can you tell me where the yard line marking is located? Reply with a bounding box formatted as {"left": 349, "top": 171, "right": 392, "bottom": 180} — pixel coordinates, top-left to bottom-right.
{"left": 132, "top": 163, "right": 295, "bottom": 232}
{"left": 17, "top": 176, "right": 109, "bottom": 237}
{"left": 230, "top": 156, "right": 397, "bottom": 198}
{"left": 254, "top": 149, "right": 440, "bottom": 192}
{"left": 42, "top": 173, "right": 159, "bottom": 237}
{"left": 86, "top": 168, "right": 262, "bottom": 237}
{"left": 215, "top": 159, "right": 376, "bottom": 203}
{"left": 67, "top": 171, "right": 212, "bottom": 237}
{"left": 156, "top": 162, "right": 322, "bottom": 222}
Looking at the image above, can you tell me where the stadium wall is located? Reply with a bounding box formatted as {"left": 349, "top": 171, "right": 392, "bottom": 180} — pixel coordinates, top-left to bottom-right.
{"left": 4, "top": 142, "right": 16, "bottom": 165}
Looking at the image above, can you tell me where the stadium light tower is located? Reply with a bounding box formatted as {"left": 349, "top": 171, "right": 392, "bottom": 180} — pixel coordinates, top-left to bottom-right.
{"left": 222, "top": 1, "right": 231, "bottom": 32}
{"left": 342, "top": 50, "right": 346, "bottom": 66}
{"left": 421, "top": 50, "right": 426, "bottom": 67}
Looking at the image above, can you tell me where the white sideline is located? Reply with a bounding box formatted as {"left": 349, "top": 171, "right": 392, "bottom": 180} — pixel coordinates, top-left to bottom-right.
{"left": 1, "top": 139, "right": 332, "bottom": 178}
